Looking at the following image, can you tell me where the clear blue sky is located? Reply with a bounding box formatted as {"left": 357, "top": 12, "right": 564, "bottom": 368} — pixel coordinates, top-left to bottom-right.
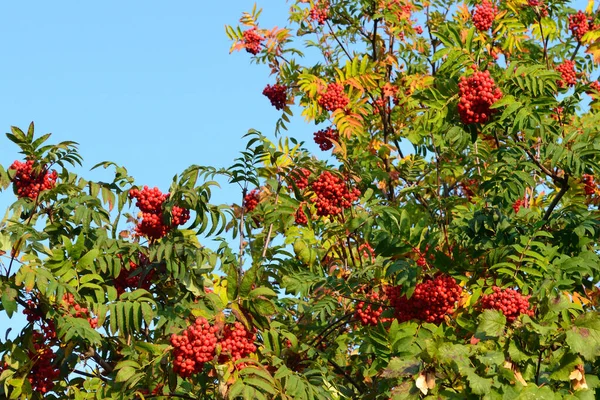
{"left": 0, "top": 0, "right": 591, "bottom": 339}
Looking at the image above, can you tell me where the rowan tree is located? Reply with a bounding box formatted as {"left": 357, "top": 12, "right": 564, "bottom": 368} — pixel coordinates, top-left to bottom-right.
{"left": 2, "top": 0, "right": 600, "bottom": 398}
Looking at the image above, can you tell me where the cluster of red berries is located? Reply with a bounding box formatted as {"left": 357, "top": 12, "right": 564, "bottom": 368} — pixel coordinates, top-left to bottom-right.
{"left": 243, "top": 189, "right": 260, "bottom": 212}
{"left": 114, "top": 256, "right": 154, "bottom": 295}
{"left": 62, "top": 293, "right": 98, "bottom": 329}
{"left": 309, "top": 1, "right": 329, "bottom": 25}
{"left": 171, "top": 318, "right": 257, "bottom": 378}
{"left": 512, "top": 198, "right": 526, "bottom": 213}
{"left": 23, "top": 300, "right": 57, "bottom": 341}
{"left": 354, "top": 291, "right": 385, "bottom": 326}
{"left": 295, "top": 206, "right": 308, "bottom": 225}
{"left": 458, "top": 70, "right": 502, "bottom": 124}
{"left": 472, "top": 1, "right": 497, "bottom": 31}
{"left": 459, "top": 179, "right": 478, "bottom": 201}
{"left": 289, "top": 168, "right": 311, "bottom": 190}
{"left": 243, "top": 27, "right": 264, "bottom": 55}
{"left": 587, "top": 81, "right": 600, "bottom": 96}
{"left": 170, "top": 317, "right": 219, "bottom": 378}
{"left": 318, "top": 83, "right": 349, "bottom": 111}
{"left": 28, "top": 332, "right": 60, "bottom": 394}
{"left": 568, "top": 11, "right": 599, "bottom": 42}
{"left": 218, "top": 322, "right": 257, "bottom": 363}
{"left": 129, "top": 186, "right": 190, "bottom": 240}
{"left": 481, "top": 286, "right": 534, "bottom": 323}
{"left": 386, "top": 275, "right": 462, "bottom": 324}
{"left": 313, "top": 127, "right": 339, "bottom": 151}
{"left": 9, "top": 160, "right": 58, "bottom": 200}
{"left": 556, "top": 60, "right": 577, "bottom": 88}
{"left": 262, "top": 84, "right": 287, "bottom": 110}
{"left": 311, "top": 171, "right": 360, "bottom": 217}
{"left": 582, "top": 174, "right": 598, "bottom": 196}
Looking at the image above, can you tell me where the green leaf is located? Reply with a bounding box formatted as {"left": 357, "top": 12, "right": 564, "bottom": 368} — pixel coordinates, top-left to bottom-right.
{"left": 1, "top": 286, "right": 18, "bottom": 318}
{"left": 565, "top": 312, "right": 600, "bottom": 361}
{"left": 253, "top": 298, "right": 276, "bottom": 316}
{"left": 476, "top": 310, "right": 506, "bottom": 338}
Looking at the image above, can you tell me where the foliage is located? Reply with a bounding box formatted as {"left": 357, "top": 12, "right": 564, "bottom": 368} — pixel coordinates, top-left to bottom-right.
{"left": 3, "top": 0, "right": 600, "bottom": 398}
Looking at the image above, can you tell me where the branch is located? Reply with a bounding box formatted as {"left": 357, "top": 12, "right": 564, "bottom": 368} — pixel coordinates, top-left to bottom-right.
{"left": 87, "top": 346, "right": 115, "bottom": 374}
{"left": 326, "top": 20, "right": 352, "bottom": 60}
{"left": 542, "top": 177, "right": 569, "bottom": 222}
{"left": 328, "top": 358, "right": 367, "bottom": 393}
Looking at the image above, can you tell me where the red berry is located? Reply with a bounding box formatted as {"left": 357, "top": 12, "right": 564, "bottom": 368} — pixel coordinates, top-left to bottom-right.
{"left": 9, "top": 160, "right": 57, "bottom": 199}
{"left": 311, "top": 171, "right": 360, "bottom": 217}
{"left": 313, "top": 127, "right": 339, "bottom": 151}
{"left": 171, "top": 317, "right": 218, "bottom": 378}
{"left": 309, "top": 1, "right": 329, "bottom": 25}
{"left": 556, "top": 60, "right": 577, "bottom": 88}
{"left": 129, "top": 186, "right": 190, "bottom": 240}
{"left": 243, "top": 28, "right": 264, "bottom": 55}
{"left": 481, "top": 287, "right": 534, "bottom": 323}
{"left": 243, "top": 189, "right": 260, "bottom": 212}
{"left": 318, "top": 83, "right": 349, "bottom": 111}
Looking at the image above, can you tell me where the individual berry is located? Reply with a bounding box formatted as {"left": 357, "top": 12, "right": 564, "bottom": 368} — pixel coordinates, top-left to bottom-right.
{"left": 309, "top": 1, "right": 329, "bottom": 25}
{"left": 354, "top": 291, "right": 384, "bottom": 326}
{"left": 318, "top": 83, "right": 349, "bottom": 111}
{"left": 556, "top": 60, "right": 577, "bottom": 88}
{"left": 313, "top": 127, "right": 339, "bottom": 151}
{"left": 386, "top": 275, "right": 462, "bottom": 324}
{"left": 218, "top": 322, "right": 257, "bottom": 363}
{"left": 457, "top": 70, "right": 502, "bottom": 124}
{"left": 243, "top": 189, "right": 260, "bottom": 212}
{"left": 9, "top": 160, "right": 58, "bottom": 200}
{"left": 472, "top": 1, "right": 497, "bottom": 31}
{"left": 170, "top": 317, "right": 219, "bottom": 378}
{"left": 294, "top": 206, "right": 308, "bottom": 225}
{"left": 289, "top": 168, "right": 311, "bottom": 190}
{"left": 569, "top": 11, "right": 591, "bottom": 42}
{"left": 480, "top": 286, "right": 534, "bottom": 323}
{"left": 262, "top": 84, "right": 287, "bottom": 110}
{"left": 311, "top": 171, "right": 360, "bottom": 217}
{"left": 243, "top": 27, "right": 264, "bottom": 55}
{"left": 358, "top": 243, "right": 376, "bottom": 263}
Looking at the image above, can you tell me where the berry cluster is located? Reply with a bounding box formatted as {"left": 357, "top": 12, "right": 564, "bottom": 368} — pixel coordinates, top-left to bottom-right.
{"left": 354, "top": 291, "right": 384, "bottom": 326}
{"left": 309, "top": 1, "right": 329, "bottom": 25}
{"left": 28, "top": 332, "right": 60, "bottom": 394}
{"left": 170, "top": 317, "right": 219, "bottom": 378}
{"left": 243, "top": 189, "right": 260, "bottom": 212}
{"left": 587, "top": 81, "right": 600, "bottom": 97}
{"left": 114, "top": 256, "right": 154, "bottom": 295}
{"left": 480, "top": 286, "right": 534, "bottom": 323}
{"left": 568, "top": 11, "right": 596, "bottom": 42}
{"left": 458, "top": 70, "right": 502, "bottom": 124}
{"left": 129, "top": 186, "right": 190, "bottom": 240}
{"left": 459, "top": 179, "right": 478, "bottom": 201}
{"left": 295, "top": 206, "right": 308, "bottom": 225}
{"left": 582, "top": 174, "right": 598, "bottom": 196}
{"left": 512, "top": 198, "right": 525, "bottom": 213}
{"left": 386, "top": 275, "right": 462, "bottom": 324}
{"left": 472, "top": 1, "right": 497, "bottom": 31}
{"left": 527, "top": 0, "right": 548, "bottom": 17}
{"left": 243, "top": 28, "right": 264, "bottom": 55}
{"left": 218, "top": 322, "right": 257, "bottom": 363}
{"left": 9, "top": 160, "right": 58, "bottom": 200}
{"left": 289, "top": 168, "right": 311, "bottom": 190}
{"left": 262, "top": 84, "right": 287, "bottom": 110}
{"left": 556, "top": 60, "right": 577, "bottom": 88}
{"left": 313, "top": 127, "right": 339, "bottom": 151}
{"left": 318, "top": 83, "right": 349, "bottom": 112}
{"left": 62, "top": 293, "right": 98, "bottom": 328}
{"left": 358, "top": 243, "right": 376, "bottom": 263}
{"left": 311, "top": 171, "right": 360, "bottom": 217}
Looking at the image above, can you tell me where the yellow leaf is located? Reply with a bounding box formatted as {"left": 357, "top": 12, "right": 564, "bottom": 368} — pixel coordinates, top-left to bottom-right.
{"left": 586, "top": 0, "right": 594, "bottom": 15}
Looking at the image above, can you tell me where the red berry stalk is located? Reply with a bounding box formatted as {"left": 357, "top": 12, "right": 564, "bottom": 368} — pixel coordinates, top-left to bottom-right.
{"left": 472, "top": 1, "right": 497, "bottom": 31}
{"left": 170, "top": 317, "right": 219, "bottom": 378}
{"left": 218, "top": 322, "right": 257, "bottom": 363}
{"left": 313, "top": 127, "right": 339, "bottom": 151}
{"left": 318, "top": 83, "right": 349, "bottom": 111}
{"left": 311, "top": 171, "right": 360, "bottom": 217}
{"left": 262, "top": 84, "right": 287, "bottom": 110}
{"left": 386, "top": 275, "right": 462, "bottom": 324}
{"left": 458, "top": 70, "right": 502, "bottom": 124}
{"left": 556, "top": 60, "right": 577, "bottom": 88}
{"left": 480, "top": 286, "right": 534, "bottom": 323}
{"left": 243, "top": 189, "right": 260, "bottom": 212}
{"left": 9, "top": 160, "right": 58, "bottom": 200}
{"left": 243, "top": 27, "right": 264, "bottom": 55}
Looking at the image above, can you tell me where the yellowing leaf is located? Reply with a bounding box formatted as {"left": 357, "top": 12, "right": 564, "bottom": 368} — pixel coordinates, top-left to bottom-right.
{"left": 586, "top": 0, "right": 595, "bottom": 15}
